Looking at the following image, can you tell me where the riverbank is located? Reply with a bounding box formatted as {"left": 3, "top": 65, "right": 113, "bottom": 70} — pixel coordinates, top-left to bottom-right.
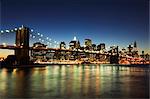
{"left": 0, "top": 62, "right": 149, "bottom": 69}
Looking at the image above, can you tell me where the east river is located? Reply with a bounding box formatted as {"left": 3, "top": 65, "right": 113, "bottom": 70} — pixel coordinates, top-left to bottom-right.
{"left": 0, "top": 64, "right": 149, "bottom": 99}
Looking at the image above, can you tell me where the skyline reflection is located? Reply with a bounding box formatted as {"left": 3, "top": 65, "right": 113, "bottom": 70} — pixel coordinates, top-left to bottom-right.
{"left": 0, "top": 65, "right": 149, "bottom": 98}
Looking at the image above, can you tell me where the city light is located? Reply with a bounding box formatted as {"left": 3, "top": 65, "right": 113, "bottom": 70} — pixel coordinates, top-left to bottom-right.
{"left": 10, "top": 30, "right": 14, "bottom": 32}
{"left": 31, "top": 29, "right": 34, "bottom": 32}
{"left": 13, "top": 44, "right": 16, "bottom": 46}
{"left": 32, "top": 36, "right": 35, "bottom": 38}
{"left": 0, "top": 30, "right": 4, "bottom": 33}
{"left": 5, "top": 30, "right": 10, "bottom": 33}
{"left": 2, "top": 43, "right": 7, "bottom": 47}
{"left": 0, "top": 1, "right": 149, "bottom": 99}
{"left": 37, "top": 33, "right": 40, "bottom": 35}
{"left": 0, "top": 27, "right": 149, "bottom": 65}
{"left": 14, "top": 28, "right": 17, "bottom": 31}
{"left": 19, "top": 27, "right": 22, "bottom": 30}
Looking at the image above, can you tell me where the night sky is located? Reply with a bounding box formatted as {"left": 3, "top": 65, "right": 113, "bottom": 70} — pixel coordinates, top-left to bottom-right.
{"left": 0, "top": 0, "right": 149, "bottom": 57}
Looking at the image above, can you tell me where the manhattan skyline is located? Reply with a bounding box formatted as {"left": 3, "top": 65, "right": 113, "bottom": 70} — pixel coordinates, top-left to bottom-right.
{"left": 0, "top": 0, "right": 149, "bottom": 57}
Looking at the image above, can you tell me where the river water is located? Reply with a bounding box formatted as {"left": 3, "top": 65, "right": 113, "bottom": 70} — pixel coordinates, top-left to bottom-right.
{"left": 0, "top": 64, "right": 149, "bottom": 99}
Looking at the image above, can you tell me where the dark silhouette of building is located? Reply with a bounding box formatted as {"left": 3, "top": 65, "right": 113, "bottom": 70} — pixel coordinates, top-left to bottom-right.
{"left": 110, "top": 46, "right": 119, "bottom": 64}
{"left": 1, "top": 55, "right": 17, "bottom": 67}
{"left": 60, "top": 42, "right": 66, "bottom": 49}
{"left": 127, "top": 44, "right": 133, "bottom": 55}
{"left": 84, "top": 39, "right": 92, "bottom": 50}
{"left": 69, "top": 40, "right": 80, "bottom": 50}
{"left": 134, "top": 41, "right": 137, "bottom": 48}
{"left": 15, "top": 25, "right": 30, "bottom": 65}
{"left": 97, "top": 43, "right": 105, "bottom": 51}
{"left": 100, "top": 43, "right": 105, "bottom": 50}
{"left": 92, "top": 44, "right": 96, "bottom": 51}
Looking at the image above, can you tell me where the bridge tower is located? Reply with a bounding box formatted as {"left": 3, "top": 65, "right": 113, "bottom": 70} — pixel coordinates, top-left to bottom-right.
{"left": 15, "top": 25, "right": 30, "bottom": 65}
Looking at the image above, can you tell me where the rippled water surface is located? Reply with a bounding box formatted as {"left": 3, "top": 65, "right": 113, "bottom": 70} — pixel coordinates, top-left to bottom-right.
{"left": 0, "top": 64, "right": 149, "bottom": 98}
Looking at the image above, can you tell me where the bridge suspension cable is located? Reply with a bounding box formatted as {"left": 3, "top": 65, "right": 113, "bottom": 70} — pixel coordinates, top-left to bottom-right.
{"left": 0, "top": 26, "right": 60, "bottom": 48}
{"left": 29, "top": 29, "right": 59, "bottom": 48}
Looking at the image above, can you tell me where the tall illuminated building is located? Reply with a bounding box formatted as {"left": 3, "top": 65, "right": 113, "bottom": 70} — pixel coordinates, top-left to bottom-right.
{"left": 69, "top": 36, "right": 80, "bottom": 50}
{"left": 92, "top": 44, "right": 96, "bottom": 51}
{"left": 84, "top": 39, "right": 92, "bottom": 47}
{"left": 97, "top": 43, "right": 105, "bottom": 50}
{"left": 60, "top": 42, "right": 66, "bottom": 49}
{"left": 84, "top": 39, "right": 92, "bottom": 50}
{"left": 100, "top": 43, "right": 105, "bottom": 50}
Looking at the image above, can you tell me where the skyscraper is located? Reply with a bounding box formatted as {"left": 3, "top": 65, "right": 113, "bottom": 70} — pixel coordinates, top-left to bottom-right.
{"left": 97, "top": 43, "right": 105, "bottom": 51}
{"left": 69, "top": 37, "right": 80, "bottom": 50}
{"left": 60, "top": 42, "right": 66, "bottom": 49}
{"left": 84, "top": 39, "right": 92, "bottom": 47}
{"left": 100, "top": 43, "right": 105, "bottom": 50}
{"left": 84, "top": 39, "right": 92, "bottom": 50}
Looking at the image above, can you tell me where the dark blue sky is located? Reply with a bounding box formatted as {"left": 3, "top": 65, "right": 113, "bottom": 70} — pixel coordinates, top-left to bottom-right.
{"left": 0, "top": 0, "right": 149, "bottom": 53}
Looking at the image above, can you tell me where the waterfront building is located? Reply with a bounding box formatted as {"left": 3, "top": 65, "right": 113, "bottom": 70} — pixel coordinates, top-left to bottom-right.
{"left": 59, "top": 42, "right": 67, "bottom": 60}
{"left": 97, "top": 43, "right": 105, "bottom": 50}
{"left": 33, "top": 42, "right": 47, "bottom": 48}
{"left": 92, "top": 44, "right": 97, "bottom": 51}
{"left": 100, "top": 43, "right": 105, "bottom": 50}
{"left": 120, "top": 48, "right": 127, "bottom": 57}
{"left": 69, "top": 41, "right": 80, "bottom": 50}
{"left": 127, "top": 44, "right": 133, "bottom": 55}
{"left": 84, "top": 39, "right": 92, "bottom": 50}
{"left": 69, "top": 37, "right": 80, "bottom": 50}
{"left": 110, "top": 45, "right": 118, "bottom": 55}
{"left": 132, "top": 41, "right": 139, "bottom": 57}
{"left": 145, "top": 53, "right": 150, "bottom": 61}
{"left": 31, "top": 42, "right": 47, "bottom": 62}
{"left": 60, "top": 41, "right": 66, "bottom": 49}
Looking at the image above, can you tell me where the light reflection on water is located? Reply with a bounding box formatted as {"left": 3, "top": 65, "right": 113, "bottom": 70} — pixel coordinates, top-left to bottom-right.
{"left": 0, "top": 65, "right": 149, "bottom": 98}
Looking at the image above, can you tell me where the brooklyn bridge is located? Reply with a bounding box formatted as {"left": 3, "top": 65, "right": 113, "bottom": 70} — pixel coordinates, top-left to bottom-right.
{"left": 0, "top": 25, "right": 144, "bottom": 66}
